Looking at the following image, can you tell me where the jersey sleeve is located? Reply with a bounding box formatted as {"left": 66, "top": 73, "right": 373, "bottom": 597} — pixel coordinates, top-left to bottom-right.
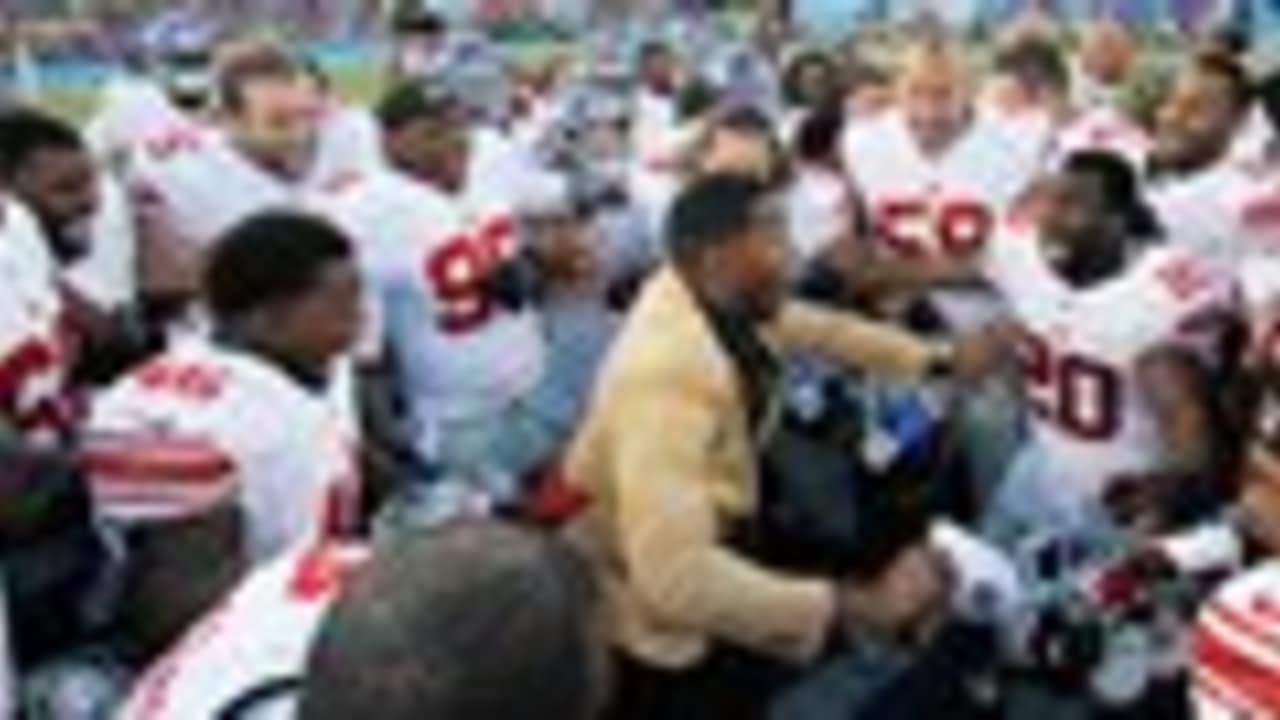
{"left": 976, "top": 209, "right": 1038, "bottom": 294}
{"left": 1141, "top": 250, "right": 1235, "bottom": 351}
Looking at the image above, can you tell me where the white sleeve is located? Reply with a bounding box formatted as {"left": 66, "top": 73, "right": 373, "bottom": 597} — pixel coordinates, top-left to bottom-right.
{"left": 65, "top": 176, "right": 138, "bottom": 309}
{"left": 931, "top": 521, "right": 1027, "bottom": 628}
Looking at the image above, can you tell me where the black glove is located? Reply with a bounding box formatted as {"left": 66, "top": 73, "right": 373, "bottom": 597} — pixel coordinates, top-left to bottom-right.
{"left": 484, "top": 251, "right": 548, "bottom": 311}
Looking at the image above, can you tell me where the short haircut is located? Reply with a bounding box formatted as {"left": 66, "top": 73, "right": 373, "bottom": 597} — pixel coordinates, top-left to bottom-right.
{"left": 392, "top": 5, "right": 447, "bottom": 35}
{"left": 214, "top": 40, "right": 303, "bottom": 113}
{"left": 1204, "top": 25, "right": 1250, "bottom": 57}
{"left": 0, "top": 107, "right": 85, "bottom": 181}
{"left": 667, "top": 173, "right": 772, "bottom": 262}
{"left": 1257, "top": 68, "right": 1280, "bottom": 135}
{"left": 375, "top": 78, "right": 460, "bottom": 132}
{"left": 793, "top": 102, "right": 845, "bottom": 164}
{"left": 782, "top": 50, "right": 838, "bottom": 106}
{"left": 710, "top": 105, "right": 790, "bottom": 187}
{"left": 844, "top": 57, "right": 890, "bottom": 96}
{"left": 204, "top": 210, "right": 353, "bottom": 322}
{"left": 1061, "top": 149, "right": 1162, "bottom": 239}
{"left": 993, "top": 36, "right": 1069, "bottom": 97}
{"left": 1194, "top": 50, "right": 1254, "bottom": 115}
{"left": 676, "top": 78, "right": 720, "bottom": 120}
{"left": 639, "top": 40, "right": 671, "bottom": 64}
{"left": 298, "top": 521, "right": 600, "bottom": 720}
{"left": 898, "top": 35, "right": 970, "bottom": 90}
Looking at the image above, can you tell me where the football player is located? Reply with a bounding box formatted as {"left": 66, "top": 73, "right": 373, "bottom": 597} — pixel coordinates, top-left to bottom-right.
{"left": 85, "top": 211, "right": 363, "bottom": 659}
{"left": 1146, "top": 52, "right": 1256, "bottom": 269}
{"left": 979, "top": 151, "right": 1233, "bottom": 548}
{"left": 840, "top": 36, "right": 1049, "bottom": 331}
{"left": 0, "top": 109, "right": 100, "bottom": 446}
{"left": 986, "top": 35, "right": 1150, "bottom": 170}
{"left": 316, "top": 80, "right": 584, "bottom": 511}
{"left": 1080, "top": 259, "right": 1280, "bottom": 717}
{"left": 128, "top": 40, "right": 380, "bottom": 307}
{"left": 116, "top": 521, "right": 604, "bottom": 720}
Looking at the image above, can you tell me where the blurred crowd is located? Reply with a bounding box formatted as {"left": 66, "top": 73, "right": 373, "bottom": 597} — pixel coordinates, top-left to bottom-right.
{"left": 5, "top": 1, "right": 1280, "bottom": 719}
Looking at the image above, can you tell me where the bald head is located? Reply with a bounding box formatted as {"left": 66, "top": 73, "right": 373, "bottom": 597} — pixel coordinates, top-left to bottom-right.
{"left": 897, "top": 39, "right": 973, "bottom": 155}
{"left": 299, "top": 521, "right": 605, "bottom": 720}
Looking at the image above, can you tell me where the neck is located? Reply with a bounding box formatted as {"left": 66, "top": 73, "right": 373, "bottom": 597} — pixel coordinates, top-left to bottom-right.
{"left": 916, "top": 113, "right": 971, "bottom": 158}
{"left": 1058, "top": 239, "right": 1127, "bottom": 289}
{"left": 218, "top": 324, "right": 329, "bottom": 392}
{"left": 232, "top": 137, "right": 309, "bottom": 183}
{"left": 678, "top": 261, "right": 746, "bottom": 320}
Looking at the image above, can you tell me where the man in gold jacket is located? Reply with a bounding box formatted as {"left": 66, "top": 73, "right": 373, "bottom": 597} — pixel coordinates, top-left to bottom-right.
{"left": 566, "top": 173, "right": 1000, "bottom": 718}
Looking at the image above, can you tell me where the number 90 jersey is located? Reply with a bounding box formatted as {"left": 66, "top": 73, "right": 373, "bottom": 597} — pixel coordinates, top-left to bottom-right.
{"left": 316, "top": 171, "right": 545, "bottom": 452}
{"left": 982, "top": 219, "right": 1233, "bottom": 500}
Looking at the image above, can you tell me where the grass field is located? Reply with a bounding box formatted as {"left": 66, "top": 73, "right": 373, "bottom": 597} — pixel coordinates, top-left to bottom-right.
{"left": 34, "top": 62, "right": 389, "bottom": 124}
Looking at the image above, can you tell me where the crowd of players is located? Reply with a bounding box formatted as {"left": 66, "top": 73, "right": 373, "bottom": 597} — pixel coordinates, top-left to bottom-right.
{"left": 7, "top": 4, "right": 1280, "bottom": 718}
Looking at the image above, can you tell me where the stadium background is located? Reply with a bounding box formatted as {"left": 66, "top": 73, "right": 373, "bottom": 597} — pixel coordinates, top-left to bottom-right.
{"left": 2, "top": 0, "right": 1279, "bottom": 121}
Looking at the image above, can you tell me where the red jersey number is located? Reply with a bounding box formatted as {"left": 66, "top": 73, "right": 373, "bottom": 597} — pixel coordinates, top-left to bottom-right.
{"left": 1020, "top": 331, "right": 1122, "bottom": 441}
{"left": 875, "top": 198, "right": 993, "bottom": 258}
{"left": 424, "top": 216, "right": 517, "bottom": 335}
{"left": 143, "top": 127, "right": 202, "bottom": 162}
{"left": 135, "top": 361, "right": 227, "bottom": 402}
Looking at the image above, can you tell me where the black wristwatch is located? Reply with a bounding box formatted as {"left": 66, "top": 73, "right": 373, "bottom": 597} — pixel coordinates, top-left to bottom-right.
{"left": 924, "top": 343, "right": 957, "bottom": 381}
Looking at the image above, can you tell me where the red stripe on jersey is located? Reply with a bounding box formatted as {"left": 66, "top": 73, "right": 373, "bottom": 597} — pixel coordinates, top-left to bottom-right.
{"left": 288, "top": 542, "right": 365, "bottom": 603}
{"left": 12, "top": 399, "right": 72, "bottom": 435}
{"left": 93, "top": 487, "right": 229, "bottom": 520}
{"left": 1193, "top": 622, "right": 1280, "bottom": 710}
{"left": 1195, "top": 666, "right": 1265, "bottom": 717}
{"left": 0, "top": 337, "right": 59, "bottom": 410}
{"left": 1206, "top": 601, "right": 1280, "bottom": 656}
{"left": 84, "top": 439, "right": 235, "bottom": 488}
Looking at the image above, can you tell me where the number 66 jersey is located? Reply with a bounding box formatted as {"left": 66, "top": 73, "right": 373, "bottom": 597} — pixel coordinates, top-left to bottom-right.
{"left": 84, "top": 337, "right": 361, "bottom": 564}
{"left": 982, "top": 218, "right": 1233, "bottom": 515}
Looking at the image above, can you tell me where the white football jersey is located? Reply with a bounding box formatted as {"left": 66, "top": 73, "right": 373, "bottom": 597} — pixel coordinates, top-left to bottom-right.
{"left": 842, "top": 110, "right": 1047, "bottom": 329}
{"left": 1148, "top": 162, "right": 1259, "bottom": 271}
{"left": 1190, "top": 561, "right": 1280, "bottom": 718}
{"left": 83, "top": 76, "right": 192, "bottom": 167}
{"left": 983, "top": 219, "right": 1231, "bottom": 501}
{"left": 66, "top": 175, "right": 138, "bottom": 310}
{"left": 1049, "top": 105, "right": 1151, "bottom": 171}
{"left": 128, "top": 116, "right": 372, "bottom": 250}
{"left": 119, "top": 542, "right": 369, "bottom": 720}
{"left": 85, "top": 337, "right": 361, "bottom": 563}
{"left": 315, "top": 170, "right": 545, "bottom": 461}
{"left": 632, "top": 89, "right": 679, "bottom": 171}
{"left": 787, "top": 164, "right": 855, "bottom": 265}
{"left": 0, "top": 197, "right": 74, "bottom": 447}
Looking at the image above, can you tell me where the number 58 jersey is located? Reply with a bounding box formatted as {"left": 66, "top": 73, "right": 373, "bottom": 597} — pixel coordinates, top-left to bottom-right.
{"left": 841, "top": 110, "right": 1047, "bottom": 330}
{"left": 315, "top": 171, "right": 545, "bottom": 454}
{"left": 982, "top": 220, "right": 1233, "bottom": 499}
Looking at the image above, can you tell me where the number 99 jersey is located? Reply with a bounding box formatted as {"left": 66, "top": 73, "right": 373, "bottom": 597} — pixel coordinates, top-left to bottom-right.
{"left": 315, "top": 171, "right": 545, "bottom": 458}
{"left": 982, "top": 218, "right": 1233, "bottom": 505}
